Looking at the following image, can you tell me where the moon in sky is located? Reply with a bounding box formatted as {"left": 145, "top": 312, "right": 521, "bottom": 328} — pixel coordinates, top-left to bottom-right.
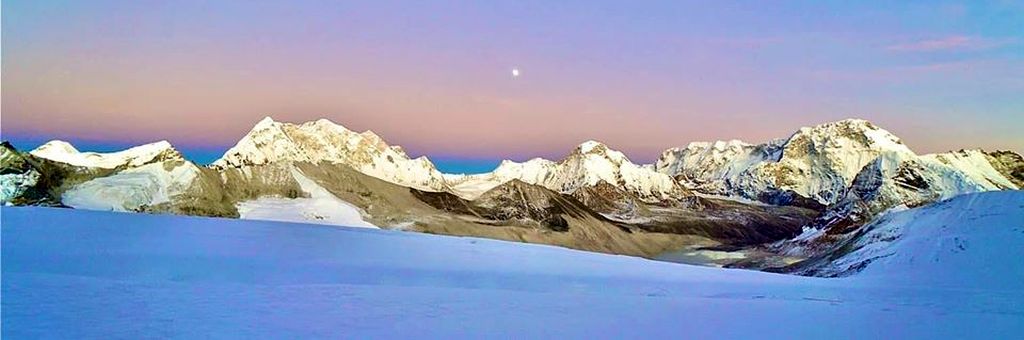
{"left": 511, "top": 68, "right": 520, "bottom": 78}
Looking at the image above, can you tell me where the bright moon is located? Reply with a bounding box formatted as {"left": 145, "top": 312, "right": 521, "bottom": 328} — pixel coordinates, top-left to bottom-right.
{"left": 511, "top": 68, "right": 520, "bottom": 77}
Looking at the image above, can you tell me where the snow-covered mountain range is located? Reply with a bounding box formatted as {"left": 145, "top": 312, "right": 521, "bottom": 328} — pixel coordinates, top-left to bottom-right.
{"left": 2, "top": 117, "right": 1020, "bottom": 275}
{"left": 655, "top": 118, "right": 1020, "bottom": 217}
{"left": 445, "top": 140, "right": 687, "bottom": 202}
{"left": 657, "top": 119, "right": 913, "bottom": 205}
{"left": 31, "top": 139, "right": 183, "bottom": 169}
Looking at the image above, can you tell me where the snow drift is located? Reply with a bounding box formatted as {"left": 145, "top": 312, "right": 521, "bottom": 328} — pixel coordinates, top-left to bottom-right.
{"left": 798, "top": 190, "right": 1024, "bottom": 290}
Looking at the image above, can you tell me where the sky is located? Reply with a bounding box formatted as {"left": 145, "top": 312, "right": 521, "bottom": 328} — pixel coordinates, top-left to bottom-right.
{"left": 2, "top": 0, "right": 1023, "bottom": 172}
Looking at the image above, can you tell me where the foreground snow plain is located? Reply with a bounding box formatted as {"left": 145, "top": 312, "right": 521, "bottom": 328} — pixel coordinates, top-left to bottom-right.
{"left": 3, "top": 192, "right": 1023, "bottom": 338}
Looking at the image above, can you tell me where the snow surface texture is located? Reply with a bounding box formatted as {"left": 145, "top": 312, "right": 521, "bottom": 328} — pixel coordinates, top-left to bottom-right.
{"left": 30, "top": 140, "right": 178, "bottom": 169}
{"left": 236, "top": 167, "right": 377, "bottom": 228}
{"left": 62, "top": 161, "right": 200, "bottom": 211}
{"left": 446, "top": 140, "right": 683, "bottom": 201}
{"left": 3, "top": 193, "right": 1022, "bottom": 338}
{"left": 810, "top": 191, "right": 1024, "bottom": 289}
{"left": 213, "top": 117, "right": 449, "bottom": 192}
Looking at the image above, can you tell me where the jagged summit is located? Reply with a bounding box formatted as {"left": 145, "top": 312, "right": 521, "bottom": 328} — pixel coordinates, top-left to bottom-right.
{"left": 447, "top": 141, "right": 686, "bottom": 202}
{"left": 681, "top": 139, "right": 753, "bottom": 152}
{"left": 575, "top": 140, "right": 607, "bottom": 154}
{"left": 30, "top": 140, "right": 181, "bottom": 169}
{"left": 253, "top": 116, "right": 277, "bottom": 128}
{"left": 655, "top": 118, "right": 923, "bottom": 205}
{"left": 567, "top": 140, "right": 635, "bottom": 165}
{"left": 212, "top": 116, "right": 449, "bottom": 192}
{"left": 785, "top": 118, "right": 912, "bottom": 156}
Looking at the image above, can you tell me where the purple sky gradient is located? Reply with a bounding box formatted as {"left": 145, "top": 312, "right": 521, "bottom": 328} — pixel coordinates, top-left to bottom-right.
{"left": 2, "top": 1, "right": 1022, "bottom": 167}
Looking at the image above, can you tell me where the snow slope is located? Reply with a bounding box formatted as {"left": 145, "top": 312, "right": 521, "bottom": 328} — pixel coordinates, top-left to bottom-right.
{"left": 212, "top": 117, "right": 448, "bottom": 192}
{"left": 3, "top": 203, "right": 1022, "bottom": 338}
{"left": 236, "top": 167, "right": 377, "bottom": 228}
{"left": 30, "top": 140, "right": 180, "bottom": 169}
{"left": 922, "top": 149, "right": 1019, "bottom": 190}
{"left": 805, "top": 191, "right": 1024, "bottom": 290}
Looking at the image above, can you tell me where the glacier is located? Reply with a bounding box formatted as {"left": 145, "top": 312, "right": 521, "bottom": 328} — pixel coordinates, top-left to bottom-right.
{"left": 236, "top": 167, "right": 377, "bottom": 228}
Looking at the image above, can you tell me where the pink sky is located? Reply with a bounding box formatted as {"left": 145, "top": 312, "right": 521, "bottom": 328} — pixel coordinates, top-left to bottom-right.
{"left": 3, "top": 1, "right": 1022, "bottom": 163}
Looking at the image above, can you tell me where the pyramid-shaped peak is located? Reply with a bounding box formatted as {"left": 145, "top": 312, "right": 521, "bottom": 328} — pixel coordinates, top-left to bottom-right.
{"left": 254, "top": 116, "right": 278, "bottom": 128}
{"left": 576, "top": 140, "right": 608, "bottom": 153}
{"left": 569, "top": 140, "right": 632, "bottom": 164}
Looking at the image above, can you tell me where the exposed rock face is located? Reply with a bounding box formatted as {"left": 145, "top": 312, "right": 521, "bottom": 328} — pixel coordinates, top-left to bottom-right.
{"left": 219, "top": 162, "right": 705, "bottom": 258}
{"left": 410, "top": 178, "right": 709, "bottom": 257}
{"left": 569, "top": 180, "right": 649, "bottom": 220}
{"left": 1, "top": 142, "right": 44, "bottom": 204}
{"left": 985, "top": 150, "right": 1024, "bottom": 187}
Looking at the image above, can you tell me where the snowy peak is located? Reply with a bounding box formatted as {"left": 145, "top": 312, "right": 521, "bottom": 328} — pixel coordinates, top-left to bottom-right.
{"left": 574, "top": 140, "right": 610, "bottom": 155}
{"left": 654, "top": 139, "right": 773, "bottom": 193}
{"left": 568, "top": 140, "right": 630, "bottom": 164}
{"left": 34, "top": 140, "right": 81, "bottom": 155}
{"left": 449, "top": 142, "right": 686, "bottom": 202}
{"left": 213, "top": 117, "right": 449, "bottom": 192}
{"left": 652, "top": 118, "right": 997, "bottom": 207}
{"left": 30, "top": 140, "right": 183, "bottom": 169}
{"left": 254, "top": 116, "right": 278, "bottom": 129}
{"left": 726, "top": 119, "right": 918, "bottom": 205}
{"left": 784, "top": 118, "right": 911, "bottom": 156}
